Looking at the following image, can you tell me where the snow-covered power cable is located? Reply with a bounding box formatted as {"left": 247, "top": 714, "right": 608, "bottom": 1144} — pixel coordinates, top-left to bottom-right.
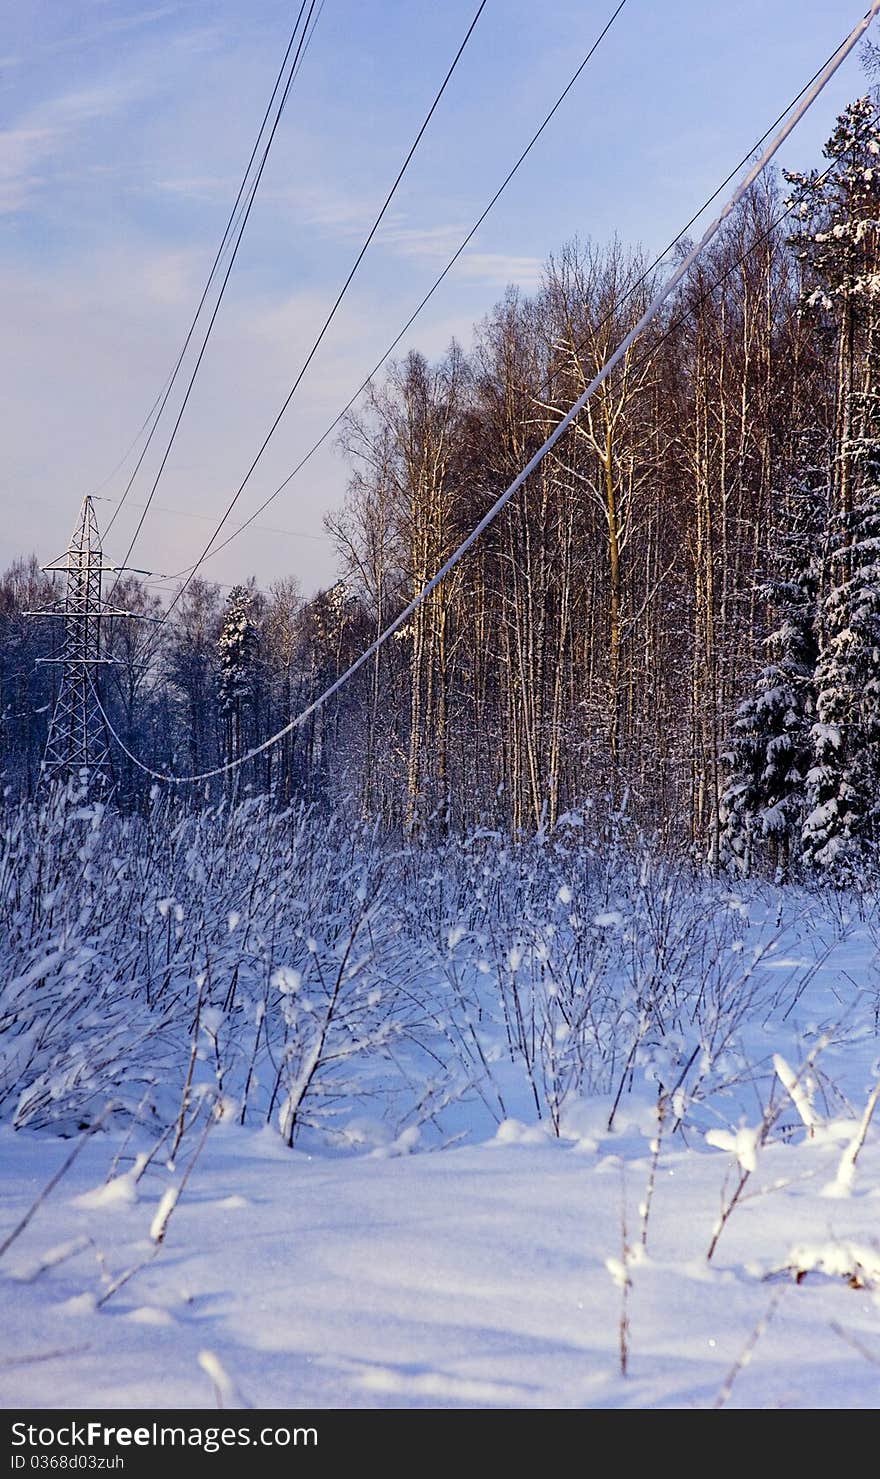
{"left": 158, "top": 2, "right": 848, "bottom": 586}
{"left": 94, "top": 0, "right": 880, "bottom": 786}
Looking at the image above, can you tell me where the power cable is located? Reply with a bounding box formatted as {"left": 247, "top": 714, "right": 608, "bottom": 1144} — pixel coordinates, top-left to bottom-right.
{"left": 160, "top": 0, "right": 633, "bottom": 582}
{"left": 158, "top": 4, "right": 855, "bottom": 586}
{"left": 146, "top": 0, "right": 490, "bottom": 628}
{"left": 102, "top": 1, "right": 318, "bottom": 543}
{"left": 106, "top": 0, "right": 324, "bottom": 595}
{"left": 94, "top": 1, "right": 880, "bottom": 784}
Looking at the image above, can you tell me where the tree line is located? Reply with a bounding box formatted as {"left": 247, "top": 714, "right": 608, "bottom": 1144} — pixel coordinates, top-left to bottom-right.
{"left": 2, "top": 95, "right": 879, "bottom": 876}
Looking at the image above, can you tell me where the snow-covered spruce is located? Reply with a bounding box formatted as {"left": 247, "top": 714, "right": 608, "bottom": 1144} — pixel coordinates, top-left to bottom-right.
{"left": 721, "top": 508, "right": 819, "bottom": 878}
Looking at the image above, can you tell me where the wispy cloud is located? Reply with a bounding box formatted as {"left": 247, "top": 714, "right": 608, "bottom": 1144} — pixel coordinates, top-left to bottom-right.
{"left": 377, "top": 222, "right": 466, "bottom": 259}
{"left": 43, "top": 6, "right": 182, "bottom": 57}
{"left": 455, "top": 252, "right": 543, "bottom": 288}
{"left": 283, "top": 182, "right": 382, "bottom": 235}
{"left": 268, "top": 192, "right": 544, "bottom": 288}
{"left": 0, "top": 126, "right": 53, "bottom": 212}
{"left": 150, "top": 173, "right": 236, "bottom": 203}
{"left": 48, "top": 79, "right": 150, "bottom": 126}
{"left": 377, "top": 221, "right": 543, "bottom": 287}
{"left": 0, "top": 77, "right": 151, "bottom": 214}
{"left": 165, "top": 25, "right": 225, "bottom": 56}
{"left": 146, "top": 175, "right": 384, "bottom": 228}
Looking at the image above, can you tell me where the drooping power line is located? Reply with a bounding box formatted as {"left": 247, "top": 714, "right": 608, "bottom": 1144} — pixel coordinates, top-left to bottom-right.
{"left": 94, "top": 0, "right": 880, "bottom": 785}
{"left": 157, "top": 2, "right": 852, "bottom": 587}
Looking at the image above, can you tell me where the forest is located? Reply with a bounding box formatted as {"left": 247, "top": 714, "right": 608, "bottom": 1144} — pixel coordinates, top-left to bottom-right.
{"left": 3, "top": 96, "right": 880, "bottom": 874}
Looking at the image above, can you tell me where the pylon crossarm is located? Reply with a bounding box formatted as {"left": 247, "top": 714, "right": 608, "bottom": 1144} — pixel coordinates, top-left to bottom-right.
{"left": 26, "top": 605, "right": 160, "bottom": 622}
{"left": 39, "top": 562, "right": 119, "bottom": 575}
{"left": 34, "top": 657, "right": 117, "bottom": 666}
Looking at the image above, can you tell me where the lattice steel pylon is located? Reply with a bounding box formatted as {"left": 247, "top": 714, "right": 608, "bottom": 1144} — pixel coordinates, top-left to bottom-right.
{"left": 28, "top": 496, "right": 125, "bottom": 792}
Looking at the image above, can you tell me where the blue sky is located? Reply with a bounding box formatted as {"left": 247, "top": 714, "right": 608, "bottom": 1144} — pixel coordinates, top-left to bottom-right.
{"left": 0, "top": 1, "right": 871, "bottom": 596}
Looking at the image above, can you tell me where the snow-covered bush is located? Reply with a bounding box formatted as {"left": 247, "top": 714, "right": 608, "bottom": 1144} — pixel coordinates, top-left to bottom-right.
{"left": 0, "top": 790, "right": 857, "bottom": 1146}
{"left": 0, "top": 790, "right": 434, "bottom": 1141}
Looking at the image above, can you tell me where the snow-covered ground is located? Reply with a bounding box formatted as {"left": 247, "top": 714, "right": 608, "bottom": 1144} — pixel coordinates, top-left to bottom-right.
{"left": 2, "top": 806, "right": 880, "bottom": 1409}
{"left": 2, "top": 1071, "right": 879, "bottom": 1410}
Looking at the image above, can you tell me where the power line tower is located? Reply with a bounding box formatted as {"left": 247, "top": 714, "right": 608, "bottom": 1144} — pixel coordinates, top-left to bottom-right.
{"left": 27, "top": 496, "right": 136, "bottom": 792}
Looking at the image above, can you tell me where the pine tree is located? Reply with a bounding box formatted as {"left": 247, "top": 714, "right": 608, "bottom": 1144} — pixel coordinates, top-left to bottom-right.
{"left": 218, "top": 584, "right": 259, "bottom": 764}
{"left": 785, "top": 97, "right": 880, "bottom": 307}
{"left": 785, "top": 96, "right": 880, "bottom": 518}
{"left": 721, "top": 549, "right": 818, "bottom": 877}
{"left": 802, "top": 464, "right": 880, "bottom": 875}
{"left": 785, "top": 97, "right": 880, "bottom": 875}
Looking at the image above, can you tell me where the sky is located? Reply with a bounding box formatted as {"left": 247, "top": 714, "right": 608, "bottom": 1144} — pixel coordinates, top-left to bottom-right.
{"left": 0, "top": 0, "right": 873, "bottom": 598}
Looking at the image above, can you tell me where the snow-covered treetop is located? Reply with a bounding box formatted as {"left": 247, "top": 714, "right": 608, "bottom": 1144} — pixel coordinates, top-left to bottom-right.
{"left": 218, "top": 584, "right": 260, "bottom": 711}
{"left": 786, "top": 96, "right": 880, "bottom": 309}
